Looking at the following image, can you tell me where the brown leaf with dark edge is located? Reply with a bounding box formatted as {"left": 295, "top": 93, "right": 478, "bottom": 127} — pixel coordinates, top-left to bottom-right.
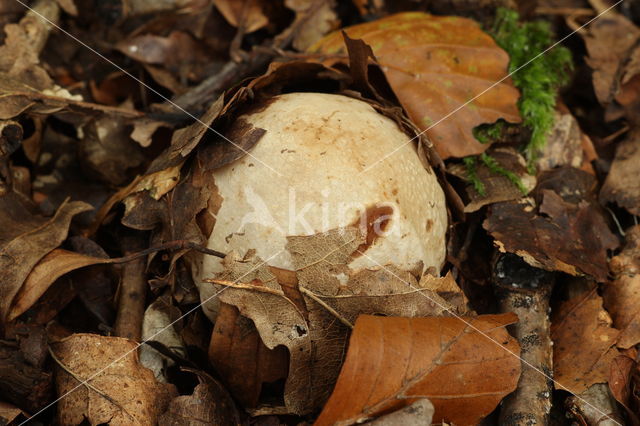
{"left": 601, "top": 131, "right": 640, "bottom": 216}
{"left": 484, "top": 168, "right": 618, "bottom": 282}
{"left": 551, "top": 287, "right": 620, "bottom": 394}
{"left": 0, "top": 198, "right": 92, "bottom": 323}
{"left": 8, "top": 249, "right": 110, "bottom": 322}
{"left": 52, "top": 333, "right": 177, "bottom": 425}
{"left": 310, "top": 12, "right": 521, "bottom": 159}
{"left": 315, "top": 313, "right": 521, "bottom": 426}
{"left": 609, "top": 356, "right": 640, "bottom": 425}
{"left": 603, "top": 225, "right": 640, "bottom": 349}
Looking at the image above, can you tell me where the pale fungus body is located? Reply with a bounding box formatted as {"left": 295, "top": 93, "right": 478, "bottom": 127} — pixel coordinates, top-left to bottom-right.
{"left": 194, "top": 92, "right": 447, "bottom": 319}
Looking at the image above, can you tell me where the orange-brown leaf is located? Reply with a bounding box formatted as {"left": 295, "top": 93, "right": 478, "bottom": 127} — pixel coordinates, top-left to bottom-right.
{"left": 315, "top": 313, "right": 521, "bottom": 426}
{"left": 310, "top": 12, "right": 521, "bottom": 159}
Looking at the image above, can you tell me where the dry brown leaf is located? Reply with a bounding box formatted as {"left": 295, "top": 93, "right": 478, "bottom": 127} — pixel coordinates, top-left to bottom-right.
{"left": 604, "top": 225, "right": 640, "bottom": 349}
{"left": 8, "top": 249, "right": 110, "bottom": 321}
{"left": 315, "top": 313, "right": 521, "bottom": 426}
{"left": 208, "top": 226, "right": 470, "bottom": 414}
{"left": 0, "top": 199, "right": 92, "bottom": 323}
{"left": 158, "top": 373, "right": 240, "bottom": 425}
{"left": 582, "top": 12, "right": 640, "bottom": 119}
{"left": 484, "top": 169, "right": 618, "bottom": 282}
{"left": 214, "top": 0, "right": 268, "bottom": 33}
{"left": 0, "top": 72, "right": 144, "bottom": 121}
{"left": 366, "top": 399, "right": 434, "bottom": 425}
{"left": 600, "top": 131, "right": 640, "bottom": 216}
{"left": 286, "top": 0, "right": 339, "bottom": 51}
{"left": 310, "top": 12, "right": 521, "bottom": 159}
{"left": 552, "top": 287, "right": 621, "bottom": 394}
{"left": 209, "top": 303, "right": 289, "bottom": 408}
{"left": 52, "top": 333, "right": 176, "bottom": 425}
{"left": 608, "top": 356, "right": 640, "bottom": 425}
{"left": 447, "top": 146, "right": 536, "bottom": 213}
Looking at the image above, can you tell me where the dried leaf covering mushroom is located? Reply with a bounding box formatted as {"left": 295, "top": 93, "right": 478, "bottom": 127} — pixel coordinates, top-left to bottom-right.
{"left": 193, "top": 92, "right": 448, "bottom": 320}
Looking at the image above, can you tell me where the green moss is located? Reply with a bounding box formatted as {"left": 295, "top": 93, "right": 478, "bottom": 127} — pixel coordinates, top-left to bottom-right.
{"left": 480, "top": 153, "right": 528, "bottom": 194}
{"left": 473, "top": 120, "right": 506, "bottom": 144}
{"left": 490, "top": 7, "right": 573, "bottom": 161}
{"left": 463, "top": 156, "right": 486, "bottom": 196}
{"left": 464, "top": 8, "right": 572, "bottom": 195}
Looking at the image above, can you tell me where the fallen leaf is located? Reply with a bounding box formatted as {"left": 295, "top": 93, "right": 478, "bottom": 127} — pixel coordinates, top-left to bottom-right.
{"left": 484, "top": 168, "right": 618, "bottom": 282}
{"left": 315, "top": 313, "right": 521, "bottom": 426}
{"left": 608, "top": 356, "right": 640, "bottom": 425}
{"left": 582, "top": 12, "right": 640, "bottom": 120}
{"left": 158, "top": 373, "right": 241, "bottom": 425}
{"left": 600, "top": 131, "right": 640, "bottom": 216}
{"left": 310, "top": 12, "right": 522, "bottom": 159}
{"left": 139, "top": 296, "right": 186, "bottom": 382}
{"left": 8, "top": 249, "right": 110, "bottom": 321}
{"left": 52, "top": 333, "right": 177, "bottom": 425}
{"left": 209, "top": 303, "right": 289, "bottom": 408}
{"left": 208, "top": 226, "right": 469, "bottom": 414}
{"left": 552, "top": 287, "right": 621, "bottom": 394}
{"left": 447, "top": 146, "right": 535, "bottom": 213}
{"left": 366, "top": 398, "right": 434, "bottom": 426}
{"left": 535, "top": 111, "right": 589, "bottom": 172}
{"left": 603, "top": 225, "right": 640, "bottom": 349}
{"left": 214, "top": 0, "right": 268, "bottom": 33}
{"left": 0, "top": 198, "right": 92, "bottom": 323}
{"left": 286, "top": 0, "right": 339, "bottom": 51}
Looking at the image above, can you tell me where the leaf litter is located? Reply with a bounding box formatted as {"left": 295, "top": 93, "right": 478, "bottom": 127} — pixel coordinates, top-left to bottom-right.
{"left": 1, "top": 1, "right": 640, "bottom": 425}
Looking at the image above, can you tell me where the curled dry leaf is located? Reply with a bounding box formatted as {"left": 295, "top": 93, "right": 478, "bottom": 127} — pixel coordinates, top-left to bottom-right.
{"left": 484, "top": 168, "right": 618, "bottom": 282}
{"left": 0, "top": 198, "right": 92, "bottom": 323}
{"left": 603, "top": 225, "right": 640, "bottom": 349}
{"left": 52, "top": 333, "right": 177, "bottom": 425}
{"left": 552, "top": 287, "right": 621, "bottom": 394}
{"left": 8, "top": 249, "right": 110, "bottom": 321}
{"left": 315, "top": 313, "right": 521, "bottom": 426}
{"left": 600, "top": 130, "right": 640, "bottom": 216}
{"left": 310, "top": 12, "right": 521, "bottom": 159}
{"left": 158, "top": 373, "right": 240, "bottom": 425}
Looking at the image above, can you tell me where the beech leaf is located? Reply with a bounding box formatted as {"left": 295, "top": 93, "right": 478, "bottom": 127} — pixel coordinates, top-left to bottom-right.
{"left": 310, "top": 12, "right": 522, "bottom": 159}
{"left": 315, "top": 313, "right": 521, "bottom": 426}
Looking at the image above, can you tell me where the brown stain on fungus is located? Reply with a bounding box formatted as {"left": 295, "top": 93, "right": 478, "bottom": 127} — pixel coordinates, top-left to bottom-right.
{"left": 351, "top": 204, "right": 394, "bottom": 257}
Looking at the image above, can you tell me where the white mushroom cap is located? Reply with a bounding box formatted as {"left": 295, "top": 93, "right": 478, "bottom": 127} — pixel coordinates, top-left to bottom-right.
{"left": 195, "top": 92, "right": 447, "bottom": 318}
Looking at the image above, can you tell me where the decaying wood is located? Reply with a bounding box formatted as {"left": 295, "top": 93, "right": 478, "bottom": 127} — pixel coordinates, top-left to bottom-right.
{"left": 493, "top": 253, "right": 555, "bottom": 424}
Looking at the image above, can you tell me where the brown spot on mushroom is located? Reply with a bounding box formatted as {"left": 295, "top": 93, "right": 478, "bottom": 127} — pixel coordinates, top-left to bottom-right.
{"left": 351, "top": 204, "right": 394, "bottom": 257}
{"left": 425, "top": 218, "right": 433, "bottom": 232}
